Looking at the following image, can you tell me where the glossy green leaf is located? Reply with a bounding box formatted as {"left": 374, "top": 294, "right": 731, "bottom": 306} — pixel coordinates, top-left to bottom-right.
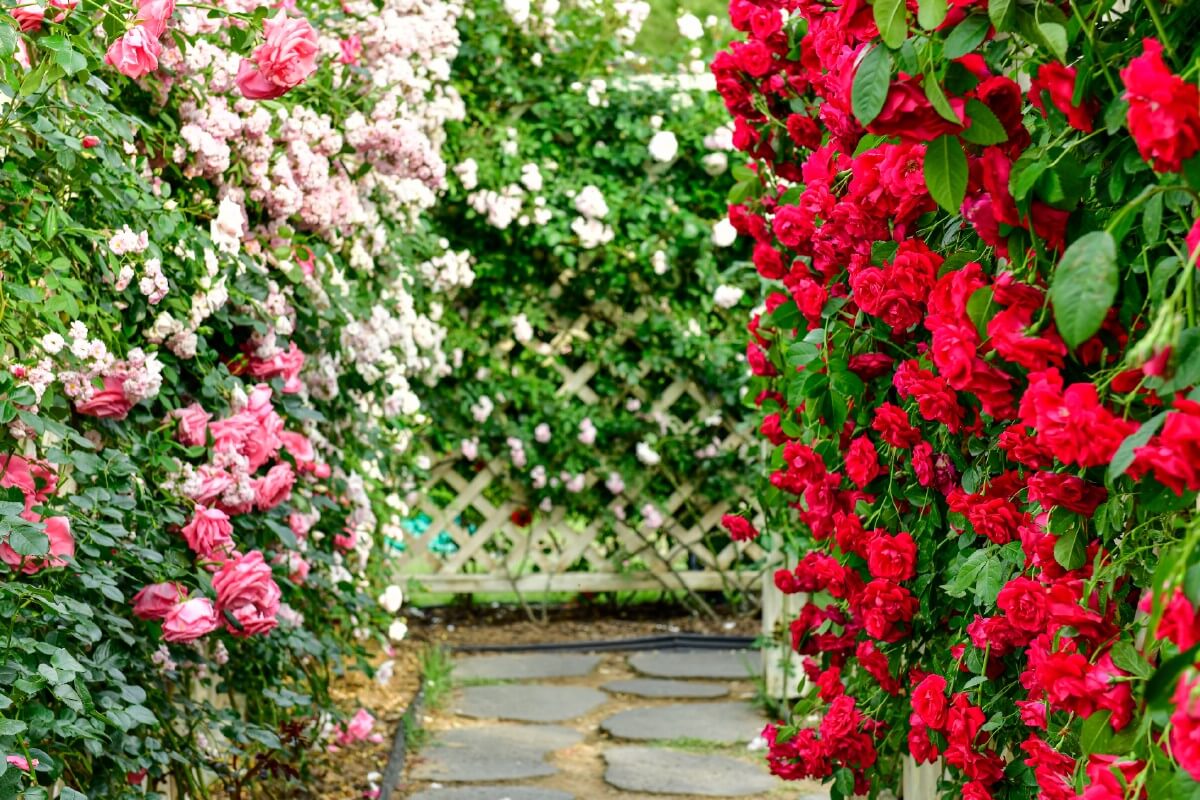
{"left": 924, "top": 134, "right": 968, "bottom": 214}
{"left": 1049, "top": 231, "right": 1118, "bottom": 349}
{"left": 852, "top": 45, "right": 893, "bottom": 126}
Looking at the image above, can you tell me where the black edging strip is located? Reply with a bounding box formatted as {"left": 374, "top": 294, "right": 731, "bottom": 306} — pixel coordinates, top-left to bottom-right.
{"left": 377, "top": 679, "right": 426, "bottom": 800}
{"left": 451, "top": 633, "right": 756, "bottom": 653}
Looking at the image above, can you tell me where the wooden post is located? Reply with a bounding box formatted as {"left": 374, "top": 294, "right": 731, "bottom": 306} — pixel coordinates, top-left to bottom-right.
{"left": 760, "top": 548, "right": 805, "bottom": 702}
{"left": 901, "top": 757, "right": 942, "bottom": 799}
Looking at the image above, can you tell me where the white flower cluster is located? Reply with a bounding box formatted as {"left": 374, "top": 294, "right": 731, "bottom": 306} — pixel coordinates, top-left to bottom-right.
{"left": 570, "top": 184, "right": 614, "bottom": 249}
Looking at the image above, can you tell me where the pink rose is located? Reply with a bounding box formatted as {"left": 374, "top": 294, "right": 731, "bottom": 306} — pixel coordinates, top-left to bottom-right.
{"left": 0, "top": 516, "right": 73, "bottom": 574}
{"left": 236, "top": 14, "right": 318, "bottom": 100}
{"left": 132, "top": 582, "right": 186, "bottom": 620}
{"left": 181, "top": 506, "right": 234, "bottom": 560}
{"left": 75, "top": 375, "right": 135, "bottom": 419}
{"left": 104, "top": 26, "right": 161, "bottom": 79}
{"left": 253, "top": 462, "right": 295, "bottom": 511}
{"left": 338, "top": 34, "right": 361, "bottom": 65}
{"left": 336, "top": 709, "right": 377, "bottom": 745}
{"left": 186, "top": 465, "right": 235, "bottom": 505}
{"left": 11, "top": 6, "right": 44, "bottom": 31}
{"left": 161, "top": 597, "right": 220, "bottom": 643}
{"left": 81, "top": 135, "right": 101, "bottom": 148}
{"left": 275, "top": 551, "right": 309, "bottom": 584}
{"left": 6, "top": 755, "right": 38, "bottom": 772}
{"left": 246, "top": 342, "right": 306, "bottom": 394}
{"left": 135, "top": 0, "right": 175, "bottom": 37}
{"left": 280, "top": 431, "right": 316, "bottom": 471}
{"left": 288, "top": 511, "right": 314, "bottom": 538}
{"left": 212, "top": 550, "right": 281, "bottom": 637}
{"left": 171, "top": 403, "right": 211, "bottom": 447}
{"left": 1, "top": 454, "right": 55, "bottom": 522}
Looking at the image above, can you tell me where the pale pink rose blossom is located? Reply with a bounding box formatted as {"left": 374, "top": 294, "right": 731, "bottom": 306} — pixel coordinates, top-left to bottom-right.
{"left": 253, "top": 462, "right": 295, "bottom": 511}
{"left": 171, "top": 403, "right": 211, "bottom": 447}
{"left": 212, "top": 550, "right": 281, "bottom": 637}
{"left": 6, "top": 755, "right": 38, "bottom": 772}
{"left": 161, "top": 596, "right": 220, "bottom": 643}
{"left": 181, "top": 506, "right": 235, "bottom": 560}
{"left": 132, "top": 582, "right": 186, "bottom": 620}
{"left": 135, "top": 0, "right": 175, "bottom": 37}
{"left": 75, "top": 375, "right": 134, "bottom": 419}
{"left": 236, "top": 14, "right": 319, "bottom": 100}
{"left": 11, "top": 6, "right": 44, "bottom": 31}
{"left": 104, "top": 26, "right": 161, "bottom": 79}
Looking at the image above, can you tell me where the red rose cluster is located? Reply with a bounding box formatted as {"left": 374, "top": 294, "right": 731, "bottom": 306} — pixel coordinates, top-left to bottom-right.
{"left": 717, "top": 0, "right": 1200, "bottom": 796}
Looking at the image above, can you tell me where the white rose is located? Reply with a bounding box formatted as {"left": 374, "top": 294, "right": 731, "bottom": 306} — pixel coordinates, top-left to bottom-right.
{"left": 648, "top": 130, "right": 678, "bottom": 163}
{"left": 378, "top": 585, "right": 404, "bottom": 614}
{"left": 712, "top": 217, "right": 737, "bottom": 247}
{"left": 714, "top": 284, "right": 745, "bottom": 309}
{"left": 677, "top": 12, "right": 704, "bottom": 40}
{"left": 388, "top": 620, "right": 409, "bottom": 642}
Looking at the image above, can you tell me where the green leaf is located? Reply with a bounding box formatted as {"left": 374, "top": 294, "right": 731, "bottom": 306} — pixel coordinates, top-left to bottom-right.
{"left": 50, "top": 648, "right": 84, "bottom": 674}
{"left": 1053, "top": 523, "right": 1087, "bottom": 571}
{"left": 872, "top": 0, "right": 908, "bottom": 48}
{"left": 1111, "top": 641, "right": 1153, "bottom": 680}
{"left": 0, "top": 23, "right": 15, "bottom": 58}
{"left": 960, "top": 99, "right": 1008, "bottom": 145}
{"left": 1142, "top": 191, "right": 1163, "bottom": 243}
{"left": 987, "top": 0, "right": 1014, "bottom": 30}
{"left": 1107, "top": 412, "right": 1165, "bottom": 481}
{"left": 1080, "top": 710, "right": 1112, "bottom": 756}
{"left": 8, "top": 526, "right": 48, "bottom": 557}
{"left": 943, "top": 14, "right": 990, "bottom": 59}
{"left": 966, "top": 286, "right": 995, "bottom": 338}
{"left": 917, "top": 0, "right": 947, "bottom": 29}
{"left": 852, "top": 45, "right": 892, "bottom": 126}
{"left": 0, "top": 717, "right": 27, "bottom": 736}
{"left": 54, "top": 46, "right": 87, "bottom": 76}
{"left": 924, "top": 134, "right": 968, "bottom": 214}
{"left": 1049, "top": 231, "right": 1118, "bottom": 349}
{"left": 923, "top": 72, "right": 962, "bottom": 124}
{"left": 1147, "top": 644, "right": 1200, "bottom": 710}
{"left": 59, "top": 789, "right": 88, "bottom": 800}
{"left": 944, "top": 548, "right": 988, "bottom": 597}
{"left": 1039, "top": 21, "right": 1068, "bottom": 62}
{"left": 1163, "top": 328, "right": 1200, "bottom": 393}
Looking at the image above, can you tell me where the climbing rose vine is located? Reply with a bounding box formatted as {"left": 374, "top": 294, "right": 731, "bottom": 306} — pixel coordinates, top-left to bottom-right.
{"left": 717, "top": 0, "right": 1200, "bottom": 797}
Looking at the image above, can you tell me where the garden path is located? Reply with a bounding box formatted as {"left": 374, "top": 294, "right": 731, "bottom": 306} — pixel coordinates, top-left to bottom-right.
{"left": 403, "top": 650, "right": 831, "bottom": 799}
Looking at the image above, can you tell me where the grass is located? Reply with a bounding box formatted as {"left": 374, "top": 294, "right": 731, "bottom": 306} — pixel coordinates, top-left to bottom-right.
{"left": 403, "top": 645, "right": 455, "bottom": 752}
{"left": 645, "top": 737, "right": 742, "bottom": 754}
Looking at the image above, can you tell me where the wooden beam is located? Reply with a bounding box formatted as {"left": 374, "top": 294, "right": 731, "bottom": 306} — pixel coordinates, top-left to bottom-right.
{"left": 407, "top": 571, "right": 762, "bottom": 595}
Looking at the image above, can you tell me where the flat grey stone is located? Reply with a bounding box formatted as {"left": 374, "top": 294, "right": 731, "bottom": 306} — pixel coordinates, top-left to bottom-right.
{"left": 408, "top": 788, "right": 574, "bottom": 800}
{"left": 600, "top": 701, "right": 763, "bottom": 744}
{"left": 455, "top": 653, "right": 601, "bottom": 681}
{"left": 455, "top": 684, "right": 608, "bottom": 722}
{"left": 604, "top": 746, "right": 777, "bottom": 796}
{"left": 628, "top": 650, "right": 760, "bottom": 680}
{"left": 602, "top": 678, "right": 729, "bottom": 699}
{"left": 411, "top": 724, "right": 583, "bottom": 782}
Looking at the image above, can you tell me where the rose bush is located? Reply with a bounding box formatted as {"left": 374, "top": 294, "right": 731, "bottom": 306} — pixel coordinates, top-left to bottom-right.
{"left": 409, "top": 0, "right": 761, "bottom": 573}
{"left": 0, "top": 0, "right": 466, "bottom": 794}
{"left": 715, "top": 0, "right": 1200, "bottom": 797}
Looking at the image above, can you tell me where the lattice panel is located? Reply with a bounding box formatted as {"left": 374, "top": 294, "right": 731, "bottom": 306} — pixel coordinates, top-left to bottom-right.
{"left": 390, "top": 298, "right": 765, "bottom": 598}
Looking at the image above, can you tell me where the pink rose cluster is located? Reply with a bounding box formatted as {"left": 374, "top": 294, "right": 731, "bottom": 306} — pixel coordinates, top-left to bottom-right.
{"left": 103, "top": 0, "right": 176, "bottom": 79}
{"left": 330, "top": 709, "right": 384, "bottom": 751}
{"left": 235, "top": 13, "right": 320, "bottom": 100}
{"left": 169, "top": 384, "right": 326, "bottom": 517}
{"left": 0, "top": 455, "right": 74, "bottom": 574}
{"left": 132, "top": 550, "right": 282, "bottom": 643}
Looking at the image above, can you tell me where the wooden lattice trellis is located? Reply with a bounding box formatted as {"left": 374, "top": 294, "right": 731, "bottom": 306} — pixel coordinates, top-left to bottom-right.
{"left": 390, "top": 298, "right": 769, "bottom": 600}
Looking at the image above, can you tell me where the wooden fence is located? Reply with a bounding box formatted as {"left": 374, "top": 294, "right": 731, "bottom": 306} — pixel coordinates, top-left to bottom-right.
{"left": 388, "top": 301, "right": 769, "bottom": 603}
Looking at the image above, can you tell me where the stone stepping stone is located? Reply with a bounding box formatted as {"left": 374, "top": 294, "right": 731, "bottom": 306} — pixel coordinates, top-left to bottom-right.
{"left": 604, "top": 745, "right": 777, "bottom": 796}
{"left": 600, "top": 701, "right": 763, "bottom": 744}
{"left": 411, "top": 724, "right": 582, "bottom": 782}
{"left": 408, "top": 788, "right": 574, "bottom": 800}
{"left": 602, "top": 678, "right": 729, "bottom": 699}
{"left": 454, "top": 684, "right": 608, "bottom": 722}
{"left": 455, "top": 653, "right": 601, "bottom": 681}
{"left": 628, "top": 649, "right": 760, "bottom": 680}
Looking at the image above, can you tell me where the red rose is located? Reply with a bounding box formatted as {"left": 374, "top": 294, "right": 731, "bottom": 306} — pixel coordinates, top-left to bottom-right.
{"left": 1029, "top": 62, "right": 1096, "bottom": 132}
{"left": 1121, "top": 39, "right": 1200, "bottom": 172}
{"left": 720, "top": 513, "right": 759, "bottom": 542}
{"left": 911, "top": 673, "right": 948, "bottom": 729}
{"left": 867, "top": 76, "right": 965, "bottom": 142}
{"left": 866, "top": 531, "right": 917, "bottom": 582}
{"left": 996, "top": 577, "right": 1049, "bottom": 633}
{"left": 856, "top": 579, "right": 918, "bottom": 642}
{"left": 819, "top": 694, "right": 860, "bottom": 741}
{"left": 1172, "top": 673, "right": 1200, "bottom": 781}
{"left": 872, "top": 403, "right": 921, "bottom": 449}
